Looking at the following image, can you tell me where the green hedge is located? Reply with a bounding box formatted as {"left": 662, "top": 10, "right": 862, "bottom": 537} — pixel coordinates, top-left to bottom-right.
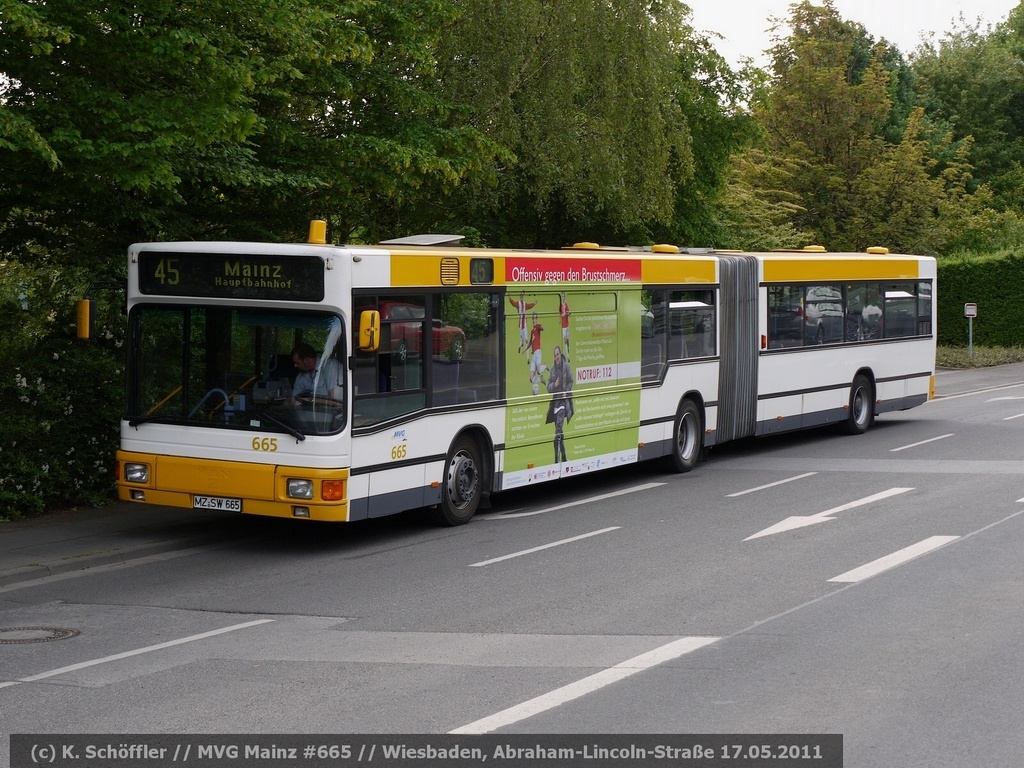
{"left": 936, "top": 251, "right": 1024, "bottom": 347}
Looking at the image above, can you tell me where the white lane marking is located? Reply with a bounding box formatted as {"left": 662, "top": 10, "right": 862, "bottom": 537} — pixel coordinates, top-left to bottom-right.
{"left": 449, "top": 635, "right": 720, "bottom": 734}
{"left": 987, "top": 396, "right": 1024, "bottom": 401}
{"left": 476, "top": 482, "right": 665, "bottom": 520}
{"left": 889, "top": 433, "right": 954, "bottom": 452}
{"left": 0, "top": 620, "right": 274, "bottom": 690}
{"left": 1003, "top": 413, "right": 1024, "bottom": 421}
{"left": 936, "top": 382, "right": 1024, "bottom": 401}
{"left": 828, "top": 536, "right": 960, "bottom": 583}
{"left": 454, "top": 508, "right": 1024, "bottom": 734}
{"left": 469, "top": 528, "right": 620, "bottom": 567}
{"left": 726, "top": 473, "right": 817, "bottom": 498}
{"left": 745, "top": 487, "right": 914, "bottom": 540}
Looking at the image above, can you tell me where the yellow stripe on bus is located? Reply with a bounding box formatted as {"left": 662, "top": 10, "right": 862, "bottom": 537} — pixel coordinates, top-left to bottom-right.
{"left": 388, "top": 251, "right": 719, "bottom": 287}
{"left": 388, "top": 250, "right": 920, "bottom": 287}
{"left": 641, "top": 257, "right": 717, "bottom": 285}
{"left": 762, "top": 257, "right": 922, "bottom": 282}
{"left": 390, "top": 254, "right": 456, "bottom": 286}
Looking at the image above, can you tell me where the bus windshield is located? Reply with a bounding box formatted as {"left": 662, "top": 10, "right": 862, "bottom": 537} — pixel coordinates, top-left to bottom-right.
{"left": 127, "top": 305, "right": 346, "bottom": 436}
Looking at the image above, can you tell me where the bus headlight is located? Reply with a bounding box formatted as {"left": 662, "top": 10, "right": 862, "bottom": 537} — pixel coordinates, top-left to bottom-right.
{"left": 286, "top": 479, "right": 314, "bottom": 499}
{"left": 124, "top": 463, "right": 149, "bottom": 483}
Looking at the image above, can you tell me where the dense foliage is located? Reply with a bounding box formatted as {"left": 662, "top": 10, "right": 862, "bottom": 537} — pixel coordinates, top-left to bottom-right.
{"left": 0, "top": 260, "right": 123, "bottom": 515}
{"left": 4, "top": 0, "right": 1024, "bottom": 518}
{"left": 429, "top": 0, "right": 731, "bottom": 247}
{"left": 936, "top": 252, "right": 1024, "bottom": 347}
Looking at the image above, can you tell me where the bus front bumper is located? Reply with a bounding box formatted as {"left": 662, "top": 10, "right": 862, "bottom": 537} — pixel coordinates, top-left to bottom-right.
{"left": 116, "top": 451, "right": 350, "bottom": 522}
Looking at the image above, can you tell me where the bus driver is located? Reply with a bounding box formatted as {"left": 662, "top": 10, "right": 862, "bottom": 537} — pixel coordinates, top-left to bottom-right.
{"left": 290, "top": 343, "right": 344, "bottom": 403}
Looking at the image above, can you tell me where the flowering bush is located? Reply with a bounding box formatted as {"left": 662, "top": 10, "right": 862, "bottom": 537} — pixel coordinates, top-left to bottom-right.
{"left": 0, "top": 264, "right": 124, "bottom": 521}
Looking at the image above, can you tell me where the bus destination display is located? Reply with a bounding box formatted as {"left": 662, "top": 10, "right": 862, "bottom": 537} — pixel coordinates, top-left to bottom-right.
{"left": 138, "top": 251, "right": 325, "bottom": 301}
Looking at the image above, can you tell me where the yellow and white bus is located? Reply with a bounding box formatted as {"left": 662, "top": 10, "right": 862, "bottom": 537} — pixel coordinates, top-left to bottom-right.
{"left": 106, "top": 223, "right": 935, "bottom": 525}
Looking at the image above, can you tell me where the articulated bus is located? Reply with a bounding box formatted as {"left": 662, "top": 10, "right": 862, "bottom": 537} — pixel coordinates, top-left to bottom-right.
{"left": 103, "top": 222, "right": 936, "bottom": 525}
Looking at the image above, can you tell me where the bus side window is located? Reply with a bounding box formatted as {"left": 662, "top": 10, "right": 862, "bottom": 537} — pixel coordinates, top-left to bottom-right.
{"left": 667, "top": 289, "right": 714, "bottom": 358}
{"left": 845, "top": 284, "right": 866, "bottom": 341}
{"left": 641, "top": 290, "right": 667, "bottom": 381}
{"left": 434, "top": 292, "right": 498, "bottom": 404}
{"left": 883, "top": 283, "right": 917, "bottom": 338}
{"left": 767, "top": 285, "right": 801, "bottom": 349}
{"left": 689, "top": 307, "right": 714, "bottom": 357}
{"left": 917, "top": 281, "right": 932, "bottom": 335}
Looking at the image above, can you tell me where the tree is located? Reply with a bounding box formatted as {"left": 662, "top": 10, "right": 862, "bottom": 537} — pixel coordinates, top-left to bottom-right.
{"left": 430, "top": 0, "right": 695, "bottom": 247}
{"left": 0, "top": 0, "right": 501, "bottom": 516}
{"left": 913, "top": 11, "right": 1024, "bottom": 213}
{"left": 0, "top": 0, "right": 498, "bottom": 261}
{"left": 655, "top": 30, "right": 763, "bottom": 249}
{"left": 759, "top": 2, "right": 895, "bottom": 249}
{"left": 233, "top": 0, "right": 504, "bottom": 244}
{"left": 749, "top": 2, "right": 1014, "bottom": 257}
{"left": 717, "top": 148, "right": 814, "bottom": 251}
{"left": 847, "top": 108, "right": 967, "bottom": 254}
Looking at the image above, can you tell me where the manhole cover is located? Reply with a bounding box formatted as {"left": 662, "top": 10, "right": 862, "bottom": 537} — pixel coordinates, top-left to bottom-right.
{"left": 0, "top": 627, "right": 80, "bottom": 644}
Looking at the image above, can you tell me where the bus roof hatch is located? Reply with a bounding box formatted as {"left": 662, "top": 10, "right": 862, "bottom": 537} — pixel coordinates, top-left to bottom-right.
{"left": 378, "top": 234, "right": 466, "bottom": 247}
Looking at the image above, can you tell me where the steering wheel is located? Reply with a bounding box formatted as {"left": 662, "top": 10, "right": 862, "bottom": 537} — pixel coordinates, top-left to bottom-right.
{"left": 295, "top": 394, "right": 344, "bottom": 407}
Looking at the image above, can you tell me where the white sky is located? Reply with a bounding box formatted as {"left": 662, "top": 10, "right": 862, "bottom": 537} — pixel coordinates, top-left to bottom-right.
{"left": 689, "top": 0, "right": 1022, "bottom": 68}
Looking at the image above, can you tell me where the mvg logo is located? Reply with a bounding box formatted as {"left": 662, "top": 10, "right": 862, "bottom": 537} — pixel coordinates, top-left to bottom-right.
{"left": 198, "top": 745, "right": 238, "bottom": 759}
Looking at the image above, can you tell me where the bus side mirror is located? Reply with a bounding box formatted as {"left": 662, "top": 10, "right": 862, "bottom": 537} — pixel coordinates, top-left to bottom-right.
{"left": 76, "top": 299, "right": 94, "bottom": 340}
{"left": 358, "top": 310, "right": 380, "bottom": 352}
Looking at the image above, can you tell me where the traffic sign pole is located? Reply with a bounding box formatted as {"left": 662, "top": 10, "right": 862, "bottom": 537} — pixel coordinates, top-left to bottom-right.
{"left": 964, "top": 303, "right": 977, "bottom": 361}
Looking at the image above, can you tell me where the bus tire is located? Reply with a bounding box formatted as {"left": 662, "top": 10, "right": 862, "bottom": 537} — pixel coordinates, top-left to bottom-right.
{"left": 840, "top": 374, "right": 874, "bottom": 435}
{"left": 434, "top": 435, "right": 483, "bottom": 525}
{"left": 666, "top": 398, "right": 702, "bottom": 473}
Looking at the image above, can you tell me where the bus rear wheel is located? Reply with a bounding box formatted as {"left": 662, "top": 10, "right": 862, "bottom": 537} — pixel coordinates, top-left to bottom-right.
{"left": 666, "top": 398, "right": 702, "bottom": 473}
{"left": 434, "top": 435, "right": 483, "bottom": 525}
{"left": 840, "top": 374, "right": 874, "bottom": 435}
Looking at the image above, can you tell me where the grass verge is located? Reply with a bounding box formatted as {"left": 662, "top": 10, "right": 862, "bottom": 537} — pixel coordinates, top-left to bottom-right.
{"left": 936, "top": 346, "right": 1024, "bottom": 368}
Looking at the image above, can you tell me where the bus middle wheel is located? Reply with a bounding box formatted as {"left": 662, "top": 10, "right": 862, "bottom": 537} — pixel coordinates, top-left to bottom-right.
{"left": 666, "top": 398, "right": 702, "bottom": 473}
{"left": 434, "top": 435, "right": 483, "bottom": 525}
{"left": 840, "top": 373, "right": 874, "bottom": 435}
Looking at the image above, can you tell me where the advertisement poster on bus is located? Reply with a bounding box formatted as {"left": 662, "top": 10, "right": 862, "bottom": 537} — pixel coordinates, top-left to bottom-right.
{"left": 502, "top": 257, "right": 643, "bottom": 489}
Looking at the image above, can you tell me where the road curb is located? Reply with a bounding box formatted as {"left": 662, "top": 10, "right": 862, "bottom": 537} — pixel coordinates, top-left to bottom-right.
{"left": 0, "top": 534, "right": 227, "bottom": 588}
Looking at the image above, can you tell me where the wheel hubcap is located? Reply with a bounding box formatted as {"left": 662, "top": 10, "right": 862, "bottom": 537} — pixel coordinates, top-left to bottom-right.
{"left": 678, "top": 414, "right": 696, "bottom": 459}
{"left": 853, "top": 388, "right": 867, "bottom": 424}
{"left": 447, "top": 453, "right": 478, "bottom": 508}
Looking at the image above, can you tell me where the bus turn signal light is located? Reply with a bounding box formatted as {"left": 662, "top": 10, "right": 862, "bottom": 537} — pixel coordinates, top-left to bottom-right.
{"left": 322, "top": 480, "right": 345, "bottom": 501}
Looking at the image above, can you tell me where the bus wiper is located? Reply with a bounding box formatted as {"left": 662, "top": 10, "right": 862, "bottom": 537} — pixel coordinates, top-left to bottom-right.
{"left": 252, "top": 409, "right": 306, "bottom": 442}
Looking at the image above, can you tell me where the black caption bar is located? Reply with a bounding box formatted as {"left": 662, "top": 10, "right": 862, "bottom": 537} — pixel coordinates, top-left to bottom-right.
{"left": 11, "top": 734, "right": 841, "bottom": 768}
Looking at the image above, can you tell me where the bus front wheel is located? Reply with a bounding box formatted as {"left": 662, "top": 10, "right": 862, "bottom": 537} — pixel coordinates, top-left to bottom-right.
{"left": 666, "top": 399, "right": 702, "bottom": 473}
{"left": 434, "top": 435, "right": 483, "bottom": 525}
{"left": 840, "top": 374, "right": 874, "bottom": 435}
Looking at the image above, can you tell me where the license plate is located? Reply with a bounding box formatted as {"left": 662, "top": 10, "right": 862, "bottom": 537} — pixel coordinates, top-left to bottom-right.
{"left": 193, "top": 495, "right": 242, "bottom": 512}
